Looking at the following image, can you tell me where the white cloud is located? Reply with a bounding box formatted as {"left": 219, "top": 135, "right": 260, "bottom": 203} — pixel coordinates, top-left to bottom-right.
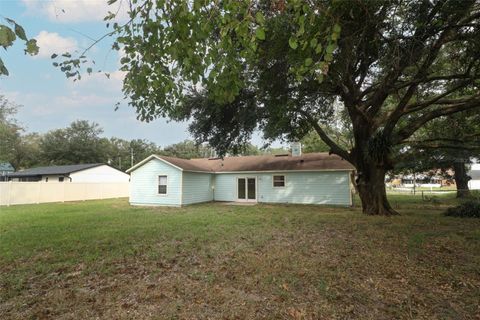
{"left": 34, "top": 31, "right": 79, "bottom": 58}
{"left": 69, "top": 70, "right": 126, "bottom": 93}
{"left": 22, "top": 0, "right": 129, "bottom": 23}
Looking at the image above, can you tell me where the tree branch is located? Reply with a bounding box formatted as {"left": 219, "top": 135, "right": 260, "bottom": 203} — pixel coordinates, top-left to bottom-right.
{"left": 394, "top": 100, "right": 480, "bottom": 143}
{"left": 298, "top": 110, "right": 351, "bottom": 161}
{"left": 404, "top": 91, "right": 480, "bottom": 115}
{"left": 406, "top": 142, "right": 480, "bottom": 151}
{"left": 361, "top": 3, "right": 479, "bottom": 117}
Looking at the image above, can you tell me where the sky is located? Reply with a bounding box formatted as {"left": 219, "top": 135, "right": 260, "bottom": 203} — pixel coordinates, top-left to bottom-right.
{"left": 1, "top": 0, "right": 278, "bottom": 148}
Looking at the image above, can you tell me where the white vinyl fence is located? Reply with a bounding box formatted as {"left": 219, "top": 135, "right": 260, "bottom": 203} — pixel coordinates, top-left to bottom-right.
{"left": 0, "top": 182, "right": 129, "bottom": 206}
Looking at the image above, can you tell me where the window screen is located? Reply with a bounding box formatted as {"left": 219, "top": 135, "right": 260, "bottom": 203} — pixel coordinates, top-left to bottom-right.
{"left": 158, "top": 175, "right": 167, "bottom": 194}
{"left": 273, "top": 175, "right": 285, "bottom": 187}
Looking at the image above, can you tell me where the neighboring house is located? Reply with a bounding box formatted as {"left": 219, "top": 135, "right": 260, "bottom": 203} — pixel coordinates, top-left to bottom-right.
{"left": 399, "top": 174, "right": 445, "bottom": 188}
{"left": 386, "top": 170, "right": 456, "bottom": 188}
{"left": 468, "top": 163, "right": 480, "bottom": 190}
{"left": 7, "top": 164, "right": 130, "bottom": 182}
{"left": 0, "top": 162, "right": 14, "bottom": 182}
{"left": 127, "top": 152, "right": 355, "bottom": 207}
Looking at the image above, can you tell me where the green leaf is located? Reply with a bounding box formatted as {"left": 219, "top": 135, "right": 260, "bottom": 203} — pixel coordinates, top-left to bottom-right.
{"left": 255, "top": 28, "right": 265, "bottom": 40}
{"left": 255, "top": 11, "right": 265, "bottom": 24}
{"left": 318, "top": 61, "right": 328, "bottom": 73}
{"left": 0, "top": 58, "right": 9, "bottom": 76}
{"left": 326, "top": 43, "right": 337, "bottom": 54}
{"left": 14, "top": 23, "right": 27, "bottom": 41}
{"left": 289, "top": 37, "right": 298, "bottom": 50}
{"left": 51, "top": 53, "right": 58, "bottom": 59}
{"left": 87, "top": 67, "right": 93, "bottom": 74}
{"left": 333, "top": 23, "right": 342, "bottom": 34}
{"left": 315, "top": 44, "right": 323, "bottom": 54}
{"left": 310, "top": 38, "right": 318, "bottom": 49}
{"left": 25, "top": 39, "right": 39, "bottom": 55}
{"left": 304, "top": 57, "right": 313, "bottom": 66}
{"left": 0, "top": 25, "right": 16, "bottom": 48}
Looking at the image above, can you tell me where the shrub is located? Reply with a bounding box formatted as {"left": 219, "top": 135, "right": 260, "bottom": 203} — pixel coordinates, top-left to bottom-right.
{"left": 445, "top": 200, "right": 480, "bottom": 218}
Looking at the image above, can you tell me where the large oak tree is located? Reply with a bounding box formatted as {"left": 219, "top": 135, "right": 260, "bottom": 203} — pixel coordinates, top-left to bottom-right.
{"left": 57, "top": 0, "right": 480, "bottom": 215}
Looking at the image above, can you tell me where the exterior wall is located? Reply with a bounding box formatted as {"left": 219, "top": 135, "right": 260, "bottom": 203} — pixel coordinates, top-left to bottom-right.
{"left": 214, "top": 171, "right": 352, "bottom": 206}
{"left": 257, "top": 171, "right": 351, "bottom": 205}
{"left": 129, "top": 158, "right": 182, "bottom": 206}
{"left": 69, "top": 165, "right": 130, "bottom": 183}
{"left": 0, "top": 182, "right": 129, "bottom": 206}
{"left": 468, "top": 179, "right": 480, "bottom": 190}
{"left": 181, "top": 172, "right": 214, "bottom": 205}
{"left": 213, "top": 174, "right": 238, "bottom": 201}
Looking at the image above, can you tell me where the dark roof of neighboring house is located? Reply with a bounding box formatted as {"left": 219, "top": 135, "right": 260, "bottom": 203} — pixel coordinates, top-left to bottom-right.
{"left": 469, "top": 170, "right": 480, "bottom": 180}
{"left": 0, "top": 162, "right": 14, "bottom": 172}
{"left": 128, "top": 153, "right": 354, "bottom": 173}
{"left": 7, "top": 163, "right": 103, "bottom": 178}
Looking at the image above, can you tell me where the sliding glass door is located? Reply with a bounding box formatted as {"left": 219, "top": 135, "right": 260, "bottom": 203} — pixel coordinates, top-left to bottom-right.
{"left": 237, "top": 177, "right": 256, "bottom": 202}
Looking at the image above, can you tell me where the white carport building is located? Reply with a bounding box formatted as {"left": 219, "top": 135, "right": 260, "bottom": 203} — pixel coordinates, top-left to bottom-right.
{"left": 7, "top": 164, "right": 130, "bottom": 183}
{"left": 468, "top": 164, "right": 480, "bottom": 190}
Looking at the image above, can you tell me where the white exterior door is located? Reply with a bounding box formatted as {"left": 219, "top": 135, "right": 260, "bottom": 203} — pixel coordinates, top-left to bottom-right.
{"left": 237, "top": 177, "right": 256, "bottom": 202}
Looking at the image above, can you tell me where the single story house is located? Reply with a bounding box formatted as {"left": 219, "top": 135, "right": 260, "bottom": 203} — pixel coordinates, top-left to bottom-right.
{"left": 127, "top": 152, "right": 355, "bottom": 207}
{"left": 7, "top": 163, "right": 130, "bottom": 183}
{"left": 468, "top": 163, "right": 480, "bottom": 190}
{"left": 0, "top": 162, "right": 15, "bottom": 182}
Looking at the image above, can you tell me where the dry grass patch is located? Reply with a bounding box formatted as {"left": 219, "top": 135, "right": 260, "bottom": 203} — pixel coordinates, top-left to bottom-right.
{"left": 1, "top": 198, "right": 479, "bottom": 319}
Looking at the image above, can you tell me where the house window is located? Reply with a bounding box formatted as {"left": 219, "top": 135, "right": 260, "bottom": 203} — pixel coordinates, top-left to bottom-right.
{"left": 58, "top": 177, "right": 64, "bottom": 182}
{"left": 273, "top": 175, "right": 285, "bottom": 187}
{"left": 158, "top": 175, "right": 167, "bottom": 194}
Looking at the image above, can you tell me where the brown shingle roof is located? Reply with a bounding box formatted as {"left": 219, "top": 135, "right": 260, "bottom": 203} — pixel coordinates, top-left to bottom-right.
{"left": 154, "top": 152, "right": 354, "bottom": 172}
{"left": 155, "top": 155, "right": 213, "bottom": 172}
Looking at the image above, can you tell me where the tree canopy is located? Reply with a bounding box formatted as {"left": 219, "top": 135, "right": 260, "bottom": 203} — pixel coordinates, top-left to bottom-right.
{"left": 53, "top": 0, "right": 480, "bottom": 214}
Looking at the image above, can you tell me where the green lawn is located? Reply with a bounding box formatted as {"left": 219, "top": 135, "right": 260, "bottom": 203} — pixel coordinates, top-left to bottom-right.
{"left": 1, "top": 197, "right": 479, "bottom": 319}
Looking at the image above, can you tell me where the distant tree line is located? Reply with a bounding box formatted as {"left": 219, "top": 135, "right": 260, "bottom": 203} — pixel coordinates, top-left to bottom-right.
{"left": 0, "top": 96, "right": 288, "bottom": 171}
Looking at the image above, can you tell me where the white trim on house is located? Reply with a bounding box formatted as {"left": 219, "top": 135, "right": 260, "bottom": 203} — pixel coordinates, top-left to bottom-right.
{"left": 126, "top": 155, "right": 184, "bottom": 173}
{"left": 180, "top": 172, "right": 184, "bottom": 204}
{"left": 182, "top": 170, "right": 213, "bottom": 173}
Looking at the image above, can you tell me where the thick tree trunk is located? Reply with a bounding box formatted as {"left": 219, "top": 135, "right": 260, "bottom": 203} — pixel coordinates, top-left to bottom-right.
{"left": 354, "top": 160, "right": 399, "bottom": 215}
{"left": 453, "top": 161, "right": 470, "bottom": 198}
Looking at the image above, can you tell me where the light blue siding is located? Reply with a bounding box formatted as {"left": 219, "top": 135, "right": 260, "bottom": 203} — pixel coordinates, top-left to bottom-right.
{"left": 182, "top": 172, "right": 214, "bottom": 205}
{"left": 213, "top": 174, "right": 237, "bottom": 201}
{"left": 129, "top": 158, "right": 182, "bottom": 206}
{"left": 257, "top": 172, "right": 351, "bottom": 205}
{"left": 214, "top": 171, "right": 351, "bottom": 206}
